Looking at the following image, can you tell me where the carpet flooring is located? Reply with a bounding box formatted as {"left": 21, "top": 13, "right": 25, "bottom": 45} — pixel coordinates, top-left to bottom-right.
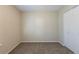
{"left": 10, "top": 42, "right": 73, "bottom": 54}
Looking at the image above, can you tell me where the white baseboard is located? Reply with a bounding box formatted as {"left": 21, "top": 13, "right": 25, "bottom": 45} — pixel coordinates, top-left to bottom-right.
{"left": 7, "top": 41, "right": 21, "bottom": 54}
{"left": 21, "top": 41, "right": 60, "bottom": 43}
{"left": 58, "top": 42, "right": 65, "bottom": 46}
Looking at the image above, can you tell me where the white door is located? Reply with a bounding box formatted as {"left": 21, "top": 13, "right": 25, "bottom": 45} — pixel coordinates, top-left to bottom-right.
{"left": 63, "top": 6, "right": 79, "bottom": 53}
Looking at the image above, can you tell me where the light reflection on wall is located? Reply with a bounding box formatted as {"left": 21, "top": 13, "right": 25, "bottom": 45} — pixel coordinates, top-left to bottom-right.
{"left": 22, "top": 12, "right": 58, "bottom": 42}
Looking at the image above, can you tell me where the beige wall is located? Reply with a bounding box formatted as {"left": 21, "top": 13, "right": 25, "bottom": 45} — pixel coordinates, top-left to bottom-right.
{"left": 0, "top": 6, "right": 21, "bottom": 53}
{"left": 22, "top": 11, "right": 59, "bottom": 42}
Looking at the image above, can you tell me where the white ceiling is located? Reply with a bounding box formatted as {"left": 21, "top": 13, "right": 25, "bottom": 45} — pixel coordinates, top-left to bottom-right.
{"left": 16, "top": 5, "right": 64, "bottom": 12}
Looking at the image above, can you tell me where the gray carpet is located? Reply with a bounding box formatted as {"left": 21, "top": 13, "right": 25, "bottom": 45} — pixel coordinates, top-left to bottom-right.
{"left": 10, "top": 42, "right": 73, "bottom": 54}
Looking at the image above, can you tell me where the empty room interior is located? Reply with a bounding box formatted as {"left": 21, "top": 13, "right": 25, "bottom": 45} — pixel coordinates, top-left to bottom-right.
{"left": 0, "top": 5, "right": 79, "bottom": 54}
